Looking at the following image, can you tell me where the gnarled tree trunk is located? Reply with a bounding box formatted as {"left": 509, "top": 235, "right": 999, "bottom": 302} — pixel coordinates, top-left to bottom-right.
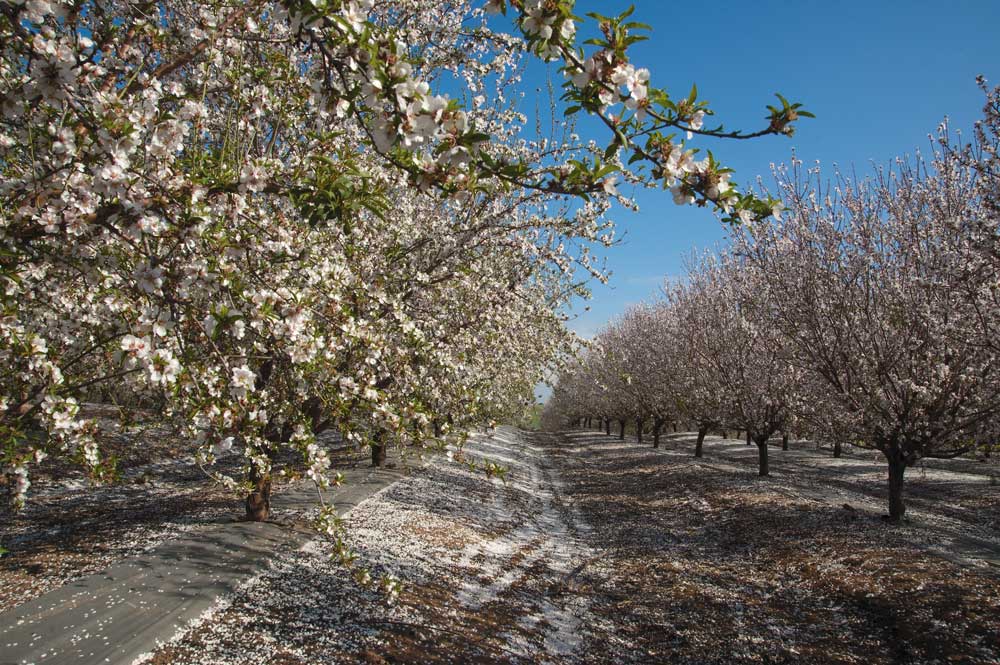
{"left": 245, "top": 465, "right": 272, "bottom": 521}
{"left": 653, "top": 418, "right": 663, "bottom": 448}
{"left": 618, "top": 419, "right": 626, "bottom": 440}
{"left": 371, "top": 430, "right": 387, "bottom": 467}
{"left": 755, "top": 436, "right": 769, "bottom": 476}
{"left": 887, "top": 454, "right": 907, "bottom": 521}
{"left": 695, "top": 424, "right": 708, "bottom": 458}
{"left": 636, "top": 418, "right": 645, "bottom": 444}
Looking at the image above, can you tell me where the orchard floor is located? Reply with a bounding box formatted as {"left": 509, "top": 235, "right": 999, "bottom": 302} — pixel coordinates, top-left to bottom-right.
{"left": 130, "top": 428, "right": 1000, "bottom": 665}
{"left": 0, "top": 405, "right": 369, "bottom": 615}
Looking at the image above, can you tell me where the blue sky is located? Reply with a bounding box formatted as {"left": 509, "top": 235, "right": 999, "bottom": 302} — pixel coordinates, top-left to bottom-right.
{"left": 512, "top": 0, "right": 1000, "bottom": 346}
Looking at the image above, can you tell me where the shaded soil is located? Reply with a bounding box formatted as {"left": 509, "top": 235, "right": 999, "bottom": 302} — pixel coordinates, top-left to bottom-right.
{"left": 7, "top": 426, "right": 999, "bottom": 664}
{"left": 553, "top": 430, "right": 1000, "bottom": 664}
{"left": 142, "top": 428, "right": 1000, "bottom": 664}
{"left": 0, "top": 408, "right": 367, "bottom": 613}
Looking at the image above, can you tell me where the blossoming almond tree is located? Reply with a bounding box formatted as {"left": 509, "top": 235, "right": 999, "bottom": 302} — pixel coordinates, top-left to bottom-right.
{"left": 669, "top": 252, "right": 801, "bottom": 476}
{"left": 1, "top": 0, "right": 809, "bottom": 527}
{"left": 737, "top": 131, "right": 1000, "bottom": 519}
{"left": 656, "top": 283, "right": 728, "bottom": 457}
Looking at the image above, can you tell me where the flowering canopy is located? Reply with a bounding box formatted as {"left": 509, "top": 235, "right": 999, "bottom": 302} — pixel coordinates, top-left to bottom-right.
{"left": 1, "top": 0, "right": 810, "bottom": 522}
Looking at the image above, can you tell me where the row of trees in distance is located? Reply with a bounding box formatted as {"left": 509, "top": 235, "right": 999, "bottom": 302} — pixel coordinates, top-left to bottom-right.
{"left": 545, "top": 81, "right": 1000, "bottom": 521}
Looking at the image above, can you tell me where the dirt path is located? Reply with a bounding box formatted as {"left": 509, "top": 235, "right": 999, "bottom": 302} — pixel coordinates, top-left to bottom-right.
{"left": 140, "top": 427, "right": 604, "bottom": 664}
{"left": 0, "top": 466, "right": 404, "bottom": 665}
{"left": 0, "top": 430, "right": 363, "bottom": 614}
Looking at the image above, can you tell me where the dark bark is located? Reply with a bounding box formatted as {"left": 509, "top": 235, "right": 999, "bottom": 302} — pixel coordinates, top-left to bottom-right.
{"left": 721, "top": 430, "right": 728, "bottom": 439}
{"left": 695, "top": 425, "right": 708, "bottom": 458}
{"left": 887, "top": 456, "right": 907, "bottom": 521}
{"left": 371, "top": 439, "right": 387, "bottom": 467}
{"left": 782, "top": 433, "right": 789, "bottom": 451}
{"left": 653, "top": 418, "right": 663, "bottom": 448}
{"left": 618, "top": 419, "right": 626, "bottom": 440}
{"left": 245, "top": 466, "right": 272, "bottom": 521}
{"left": 433, "top": 419, "right": 442, "bottom": 438}
{"left": 754, "top": 435, "right": 770, "bottom": 476}
{"left": 746, "top": 431, "right": 752, "bottom": 446}
{"left": 636, "top": 418, "right": 645, "bottom": 444}
{"left": 757, "top": 440, "right": 769, "bottom": 476}
{"left": 604, "top": 418, "right": 611, "bottom": 436}
{"left": 672, "top": 422, "right": 678, "bottom": 433}
{"left": 833, "top": 440, "right": 842, "bottom": 458}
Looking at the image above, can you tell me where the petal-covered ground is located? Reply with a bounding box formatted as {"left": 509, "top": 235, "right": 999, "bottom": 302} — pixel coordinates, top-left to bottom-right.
{"left": 0, "top": 406, "right": 364, "bottom": 613}
{"left": 139, "top": 428, "right": 1000, "bottom": 664}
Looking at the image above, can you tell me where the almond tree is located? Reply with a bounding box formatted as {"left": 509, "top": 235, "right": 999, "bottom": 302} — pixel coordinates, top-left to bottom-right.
{"left": 1, "top": 0, "right": 809, "bottom": 524}
{"left": 614, "top": 303, "right": 686, "bottom": 446}
{"left": 669, "top": 253, "right": 799, "bottom": 475}
{"left": 737, "top": 127, "right": 1000, "bottom": 519}
{"left": 660, "top": 280, "right": 728, "bottom": 457}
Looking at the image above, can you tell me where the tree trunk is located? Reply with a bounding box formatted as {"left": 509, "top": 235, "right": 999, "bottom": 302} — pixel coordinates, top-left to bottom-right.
{"left": 604, "top": 418, "right": 611, "bottom": 436}
{"left": 433, "top": 419, "right": 442, "bottom": 438}
{"left": 653, "top": 418, "right": 663, "bottom": 449}
{"left": 887, "top": 457, "right": 907, "bottom": 521}
{"left": 618, "top": 419, "right": 626, "bottom": 440}
{"left": 636, "top": 418, "right": 644, "bottom": 444}
{"left": 672, "top": 422, "right": 678, "bottom": 433}
{"left": 371, "top": 431, "right": 387, "bottom": 468}
{"left": 756, "top": 439, "right": 769, "bottom": 476}
{"left": 746, "top": 431, "right": 752, "bottom": 446}
{"left": 735, "top": 430, "right": 742, "bottom": 440}
{"left": 721, "top": 430, "right": 728, "bottom": 439}
{"left": 245, "top": 466, "right": 272, "bottom": 521}
{"left": 695, "top": 425, "right": 708, "bottom": 458}
{"left": 833, "top": 440, "right": 842, "bottom": 458}
{"left": 781, "top": 433, "right": 789, "bottom": 451}
{"left": 371, "top": 442, "right": 387, "bottom": 467}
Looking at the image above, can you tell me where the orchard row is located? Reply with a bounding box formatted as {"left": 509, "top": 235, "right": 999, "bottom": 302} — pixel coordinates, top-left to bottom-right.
{"left": 544, "top": 82, "right": 1000, "bottom": 521}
